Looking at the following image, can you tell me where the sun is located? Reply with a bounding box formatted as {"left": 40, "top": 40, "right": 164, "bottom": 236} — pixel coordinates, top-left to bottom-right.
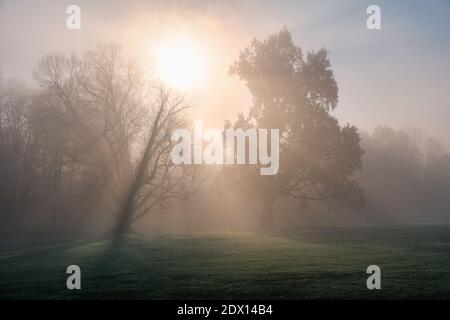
{"left": 155, "top": 35, "right": 207, "bottom": 89}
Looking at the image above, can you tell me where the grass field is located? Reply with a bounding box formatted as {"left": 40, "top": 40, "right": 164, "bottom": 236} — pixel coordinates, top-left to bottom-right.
{"left": 1, "top": 225, "right": 450, "bottom": 299}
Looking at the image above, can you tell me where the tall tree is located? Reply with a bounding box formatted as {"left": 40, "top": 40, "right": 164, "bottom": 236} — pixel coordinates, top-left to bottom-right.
{"left": 224, "top": 27, "right": 364, "bottom": 228}
{"left": 34, "top": 44, "right": 200, "bottom": 239}
{"left": 112, "top": 86, "right": 201, "bottom": 243}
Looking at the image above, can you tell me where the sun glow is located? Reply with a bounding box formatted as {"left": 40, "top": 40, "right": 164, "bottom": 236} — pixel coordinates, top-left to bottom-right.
{"left": 155, "top": 35, "right": 207, "bottom": 89}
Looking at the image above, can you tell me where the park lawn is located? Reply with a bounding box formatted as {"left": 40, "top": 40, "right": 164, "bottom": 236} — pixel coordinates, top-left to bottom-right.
{"left": 0, "top": 225, "right": 450, "bottom": 299}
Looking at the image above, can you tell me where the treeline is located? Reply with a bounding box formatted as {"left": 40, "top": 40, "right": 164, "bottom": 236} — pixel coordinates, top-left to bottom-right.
{"left": 359, "top": 127, "right": 450, "bottom": 223}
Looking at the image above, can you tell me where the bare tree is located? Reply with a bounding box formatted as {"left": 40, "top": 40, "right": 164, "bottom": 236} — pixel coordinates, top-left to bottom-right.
{"left": 112, "top": 86, "right": 201, "bottom": 242}
{"left": 0, "top": 80, "right": 39, "bottom": 231}
{"left": 34, "top": 44, "right": 201, "bottom": 239}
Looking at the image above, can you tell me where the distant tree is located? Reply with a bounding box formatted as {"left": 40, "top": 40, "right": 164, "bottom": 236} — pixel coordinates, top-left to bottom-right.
{"left": 0, "top": 80, "right": 40, "bottom": 232}
{"left": 360, "top": 126, "right": 450, "bottom": 222}
{"left": 224, "top": 27, "right": 364, "bottom": 228}
{"left": 360, "top": 126, "right": 422, "bottom": 192}
{"left": 421, "top": 138, "right": 450, "bottom": 217}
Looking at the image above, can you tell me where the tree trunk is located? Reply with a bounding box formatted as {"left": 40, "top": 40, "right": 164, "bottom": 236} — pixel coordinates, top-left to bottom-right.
{"left": 260, "top": 196, "right": 275, "bottom": 229}
{"left": 111, "top": 185, "right": 136, "bottom": 246}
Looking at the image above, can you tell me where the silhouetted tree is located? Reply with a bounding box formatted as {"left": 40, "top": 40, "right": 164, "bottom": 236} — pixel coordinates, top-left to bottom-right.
{"left": 224, "top": 27, "right": 364, "bottom": 228}
{"left": 34, "top": 44, "right": 201, "bottom": 239}
{"left": 112, "top": 86, "right": 201, "bottom": 243}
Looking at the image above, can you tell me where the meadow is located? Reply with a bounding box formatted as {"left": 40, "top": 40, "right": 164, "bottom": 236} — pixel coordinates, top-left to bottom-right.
{"left": 1, "top": 225, "right": 450, "bottom": 299}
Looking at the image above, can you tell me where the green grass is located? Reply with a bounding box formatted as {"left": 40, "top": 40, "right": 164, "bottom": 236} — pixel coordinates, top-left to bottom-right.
{"left": 1, "top": 225, "right": 450, "bottom": 299}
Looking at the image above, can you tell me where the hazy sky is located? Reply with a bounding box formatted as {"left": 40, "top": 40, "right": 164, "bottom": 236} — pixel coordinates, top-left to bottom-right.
{"left": 1, "top": 0, "right": 449, "bottom": 147}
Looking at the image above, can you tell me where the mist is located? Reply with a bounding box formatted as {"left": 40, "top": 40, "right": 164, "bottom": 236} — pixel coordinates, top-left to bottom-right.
{"left": 2, "top": 1, "right": 450, "bottom": 304}
{"left": 1, "top": 0, "right": 450, "bottom": 240}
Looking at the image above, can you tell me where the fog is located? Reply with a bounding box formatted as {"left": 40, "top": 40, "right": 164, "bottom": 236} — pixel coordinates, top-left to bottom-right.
{"left": 0, "top": 1, "right": 449, "bottom": 239}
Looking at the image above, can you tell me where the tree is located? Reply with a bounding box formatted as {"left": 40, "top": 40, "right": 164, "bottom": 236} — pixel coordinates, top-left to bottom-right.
{"left": 0, "top": 79, "right": 40, "bottom": 232}
{"left": 224, "top": 27, "right": 364, "bottom": 228}
{"left": 34, "top": 44, "right": 201, "bottom": 240}
{"left": 112, "top": 86, "right": 201, "bottom": 243}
